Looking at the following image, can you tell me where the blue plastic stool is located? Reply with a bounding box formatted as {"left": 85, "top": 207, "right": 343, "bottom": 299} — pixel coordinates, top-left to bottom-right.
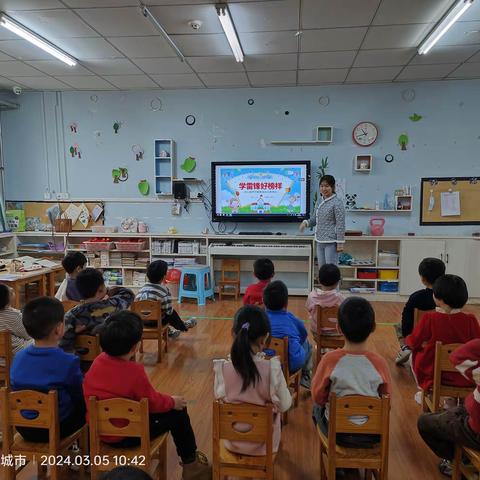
{"left": 178, "top": 266, "right": 215, "bottom": 306}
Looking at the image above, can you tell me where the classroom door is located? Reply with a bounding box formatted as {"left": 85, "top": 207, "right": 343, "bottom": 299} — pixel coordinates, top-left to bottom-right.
{"left": 399, "top": 239, "right": 446, "bottom": 295}
{"left": 445, "top": 239, "right": 480, "bottom": 298}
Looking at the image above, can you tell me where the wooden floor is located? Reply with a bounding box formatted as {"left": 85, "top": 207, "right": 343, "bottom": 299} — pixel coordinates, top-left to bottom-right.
{"left": 7, "top": 298, "right": 480, "bottom": 480}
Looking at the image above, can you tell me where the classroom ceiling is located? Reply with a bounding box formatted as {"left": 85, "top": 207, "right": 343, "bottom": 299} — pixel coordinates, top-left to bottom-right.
{"left": 0, "top": 0, "right": 480, "bottom": 91}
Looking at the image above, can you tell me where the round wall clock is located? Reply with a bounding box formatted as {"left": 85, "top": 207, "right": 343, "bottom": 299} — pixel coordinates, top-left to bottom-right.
{"left": 352, "top": 121, "right": 378, "bottom": 147}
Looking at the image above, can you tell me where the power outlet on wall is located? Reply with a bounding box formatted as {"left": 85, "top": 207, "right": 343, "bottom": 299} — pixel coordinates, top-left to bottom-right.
{"left": 55, "top": 192, "right": 69, "bottom": 200}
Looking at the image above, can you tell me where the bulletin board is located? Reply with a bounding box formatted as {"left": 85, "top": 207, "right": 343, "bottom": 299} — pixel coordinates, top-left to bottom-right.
{"left": 6, "top": 201, "right": 104, "bottom": 231}
{"left": 420, "top": 177, "right": 480, "bottom": 225}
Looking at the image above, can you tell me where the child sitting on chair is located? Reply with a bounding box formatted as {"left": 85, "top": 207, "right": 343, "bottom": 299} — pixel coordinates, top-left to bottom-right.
{"left": 418, "top": 338, "right": 480, "bottom": 476}
{"left": 396, "top": 257, "right": 446, "bottom": 366}
{"left": 83, "top": 311, "right": 211, "bottom": 480}
{"left": 60, "top": 268, "right": 134, "bottom": 352}
{"left": 243, "top": 258, "right": 274, "bottom": 306}
{"left": 405, "top": 274, "right": 480, "bottom": 404}
{"left": 136, "top": 260, "right": 196, "bottom": 339}
{"left": 0, "top": 284, "right": 32, "bottom": 359}
{"left": 305, "top": 264, "right": 344, "bottom": 335}
{"left": 263, "top": 280, "right": 312, "bottom": 389}
{"left": 11, "top": 297, "right": 86, "bottom": 442}
{"left": 312, "top": 297, "right": 391, "bottom": 448}
{"left": 213, "top": 305, "right": 292, "bottom": 456}
{"left": 55, "top": 251, "right": 87, "bottom": 302}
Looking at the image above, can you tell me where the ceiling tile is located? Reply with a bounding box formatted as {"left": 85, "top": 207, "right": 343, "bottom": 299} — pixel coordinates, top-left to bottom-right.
{"left": 461, "top": 1, "right": 480, "bottom": 21}
{"left": 0, "top": 51, "right": 13, "bottom": 61}
{"left": 53, "top": 38, "right": 123, "bottom": 60}
{"left": 102, "top": 75, "right": 158, "bottom": 89}
{"left": 298, "top": 68, "right": 348, "bottom": 85}
{"left": 63, "top": 0, "right": 137, "bottom": 6}
{"left": 396, "top": 63, "right": 458, "bottom": 80}
{"left": 248, "top": 70, "right": 296, "bottom": 86}
{"left": 55, "top": 75, "right": 117, "bottom": 89}
{"left": 84, "top": 59, "right": 142, "bottom": 75}
{"left": 0, "top": 0, "right": 64, "bottom": 10}
{"left": 410, "top": 45, "right": 480, "bottom": 64}
{"left": 150, "top": 73, "right": 203, "bottom": 88}
{"left": 25, "top": 60, "right": 93, "bottom": 76}
{"left": 299, "top": 51, "right": 356, "bottom": 69}
{"left": 0, "top": 29, "right": 20, "bottom": 41}
{"left": 244, "top": 53, "right": 297, "bottom": 71}
{"left": 171, "top": 34, "right": 232, "bottom": 56}
{"left": 6, "top": 9, "right": 97, "bottom": 41}
{"left": 301, "top": 28, "right": 367, "bottom": 52}
{"left": 437, "top": 20, "right": 480, "bottom": 46}
{"left": 148, "top": 4, "right": 223, "bottom": 34}
{"left": 8, "top": 76, "right": 71, "bottom": 90}
{"left": 186, "top": 56, "right": 244, "bottom": 73}
{"left": 107, "top": 36, "right": 175, "bottom": 58}
{"left": 0, "top": 75, "right": 21, "bottom": 88}
{"left": 362, "top": 24, "right": 433, "bottom": 49}
{"left": 199, "top": 72, "right": 249, "bottom": 87}
{"left": 229, "top": 0, "right": 299, "bottom": 33}
{"left": 0, "top": 40, "right": 54, "bottom": 60}
{"left": 75, "top": 7, "right": 160, "bottom": 37}
{"left": 372, "top": 0, "right": 453, "bottom": 25}
{"left": 354, "top": 48, "right": 415, "bottom": 67}
{"left": 238, "top": 31, "right": 298, "bottom": 55}
{"left": 132, "top": 57, "right": 192, "bottom": 74}
{"left": 302, "top": 0, "right": 380, "bottom": 29}
{"left": 468, "top": 49, "right": 480, "bottom": 62}
{"left": 0, "top": 60, "right": 44, "bottom": 76}
{"left": 448, "top": 62, "right": 480, "bottom": 78}
{"left": 346, "top": 66, "right": 403, "bottom": 83}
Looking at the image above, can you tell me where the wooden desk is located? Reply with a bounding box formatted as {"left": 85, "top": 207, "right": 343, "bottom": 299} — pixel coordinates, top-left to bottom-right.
{"left": 0, "top": 266, "right": 64, "bottom": 308}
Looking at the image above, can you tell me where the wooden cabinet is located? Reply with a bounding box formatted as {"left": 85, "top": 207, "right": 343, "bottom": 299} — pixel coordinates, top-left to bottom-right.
{"left": 400, "top": 238, "right": 480, "bottom": 298}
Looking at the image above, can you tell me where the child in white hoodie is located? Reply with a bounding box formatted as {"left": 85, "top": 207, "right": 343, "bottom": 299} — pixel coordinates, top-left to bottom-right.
{"left": 306, "top": 264, "right": 344, "bottom": 335}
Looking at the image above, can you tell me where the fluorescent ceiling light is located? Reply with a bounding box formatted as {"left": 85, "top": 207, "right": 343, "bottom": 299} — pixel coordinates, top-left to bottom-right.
{"left": 418, "top": 0, "right": 474, "bottom": 55}
{"left": 141, "top": 5, "right": 185, "bottom": 63}
{"left": 0, "top": 12, "right": 76, "bottom": 66}
{"left": 216, "top": 4, "right": 244, "bottom": 63}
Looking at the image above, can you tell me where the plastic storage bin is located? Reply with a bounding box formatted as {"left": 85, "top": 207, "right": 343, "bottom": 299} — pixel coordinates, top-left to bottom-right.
{"left": 83, "top": 241, "right": 114, "bottom": 252}
{"left": 378, "top": 269, "right": 399, "bottom": 280}
{"left": 114, "top": 240, "right": 146, "bottom": 252}
{"left": 358, "top": 269, "right": 377, "bottom": 279}
{"left": 378, "top": 281, "right": 399, "bottom": 292}
{"left": 378, "top": 252, "right": 399, "bottom": 267}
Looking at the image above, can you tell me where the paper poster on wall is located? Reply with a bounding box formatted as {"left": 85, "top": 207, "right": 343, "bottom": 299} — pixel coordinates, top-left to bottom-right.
{"left": 440, "top": 191, "right": 461, "bottom": 216}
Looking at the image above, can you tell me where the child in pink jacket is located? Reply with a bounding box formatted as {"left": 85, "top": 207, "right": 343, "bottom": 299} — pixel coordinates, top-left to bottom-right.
{"left": 306, "top": 264, "right": 344, "bottom": 335}
{"left": 213, "top": 305, "right": 292, "bottom": 456}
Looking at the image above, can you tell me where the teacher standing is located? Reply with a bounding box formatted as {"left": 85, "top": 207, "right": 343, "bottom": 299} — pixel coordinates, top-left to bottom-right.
{"left": 299, "top": 174, "right": 345, "bottom": 266}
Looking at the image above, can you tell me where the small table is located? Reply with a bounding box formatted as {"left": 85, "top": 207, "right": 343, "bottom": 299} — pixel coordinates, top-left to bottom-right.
{"left": 0, "top": 266, "right": 64, "bottom": 309}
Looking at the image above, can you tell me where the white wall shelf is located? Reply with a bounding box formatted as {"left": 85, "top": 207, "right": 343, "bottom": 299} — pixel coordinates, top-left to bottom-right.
{"left": 154, "top": 139, "right": 175, "bottom": 196}
{"left": 354, "top": 154, "right": 372, "bottom": 172}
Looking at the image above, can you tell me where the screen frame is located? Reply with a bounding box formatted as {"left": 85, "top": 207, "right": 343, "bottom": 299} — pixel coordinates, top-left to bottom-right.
{"left": 211, "top": 160, "right": 311, "bottom": 223}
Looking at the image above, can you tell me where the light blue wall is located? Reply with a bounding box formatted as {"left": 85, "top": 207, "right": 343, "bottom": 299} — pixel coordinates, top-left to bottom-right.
{"left": 2, "top": 80, "right": 480, "bottom": 235}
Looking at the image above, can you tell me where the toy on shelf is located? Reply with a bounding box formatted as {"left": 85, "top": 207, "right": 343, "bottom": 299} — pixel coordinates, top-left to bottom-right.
{"left": 369, "top": 217, "right": 385, "bottom": 236}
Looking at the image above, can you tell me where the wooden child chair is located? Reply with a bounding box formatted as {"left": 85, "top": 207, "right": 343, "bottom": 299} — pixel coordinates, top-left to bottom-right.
{"left": 131, "top": 300, "right": 167, "bottom": 363}
{"left": 61, "top": 300, "right": 79, "bottom": 313}
{"left": 0, "top": 331, "right": 13, "bottom": 388}
{"left": 218, "top": 259, "right": 241, "bottom": 301}
{"left": 422, "top": 342, "right": 474, "bottom": 413}
{"left": 317, "top": 393, "right": 390, "bottom": 480}
{"left": 1, "top": 387, "right": 88, "bottom": 480}
{"left": 453, "top": 445, "right": 480, "bottom": 480}
{"left": 88, "top": 396, "right": 169, "bottom": 480}
{"left": 212, "top": 400, "right": 275, "bottom": 480}
{"left": 315, "top": 306, "right": 343, "bottom": 368}
{"left": 75, "top": 334, "right": 101, "bottom": 363}
{"left": 267, "top": 337, "right": 299, "bottom": 425}
{"left": 413, "top": 308, "right": 435, "bottom": 329}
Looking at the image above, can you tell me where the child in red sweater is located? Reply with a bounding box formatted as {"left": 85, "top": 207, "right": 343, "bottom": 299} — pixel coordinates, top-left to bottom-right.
{"left": 243, "top": 258, "right": 274, "bottom": 306}
{"left": 406, "top": 274, "right": 480, "bottom": 401}
{"left": 83, "top": 311, "right": 211, "bottom": 480}
{"left": 418, "top": 339, "right": 480, "bottom": 476}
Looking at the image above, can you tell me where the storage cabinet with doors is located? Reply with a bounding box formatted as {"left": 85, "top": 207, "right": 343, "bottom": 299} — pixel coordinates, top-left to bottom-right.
{"left": 399, "top": 238, "right": 480, "bottom": 298}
